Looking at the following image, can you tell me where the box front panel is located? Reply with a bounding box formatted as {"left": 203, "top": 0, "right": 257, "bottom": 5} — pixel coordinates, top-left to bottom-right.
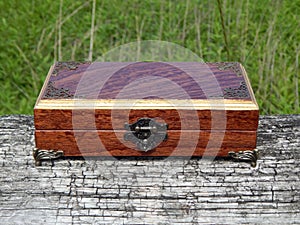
{"left": 35, "top": 130, "right": 257, "bottom": 157}
{"left": 34, "top": 108, "right": 259, "bottom": 131}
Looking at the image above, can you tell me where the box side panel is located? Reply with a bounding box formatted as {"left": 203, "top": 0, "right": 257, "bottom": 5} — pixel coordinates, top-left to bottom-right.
{"left": 240, "top": 64, "right": 259, "bottom": 108}
{"left": 34, "top": 64, "right": 55, "bottom": 108}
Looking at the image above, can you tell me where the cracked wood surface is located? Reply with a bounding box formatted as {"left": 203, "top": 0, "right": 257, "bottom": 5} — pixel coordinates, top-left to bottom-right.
{"left": 0, "top": 115, "right": 299, "bottom": 224}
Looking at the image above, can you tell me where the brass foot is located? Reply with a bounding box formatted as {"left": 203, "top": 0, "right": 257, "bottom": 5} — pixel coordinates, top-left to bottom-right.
{"left": 33, "top": 148, "right": 64, "bottom": 166}
{"left": 228, "top": 149, "right": 259, "bottom": 167}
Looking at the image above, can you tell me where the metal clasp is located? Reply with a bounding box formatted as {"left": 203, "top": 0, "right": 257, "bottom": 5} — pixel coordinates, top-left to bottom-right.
{"left": 124, "top": 118, "right": 168, "bottom": 152}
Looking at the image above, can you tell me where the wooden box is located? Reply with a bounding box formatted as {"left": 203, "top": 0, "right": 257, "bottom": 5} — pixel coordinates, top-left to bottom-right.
{"left": 34, "top": 62, "right": 259, "bottom": 166}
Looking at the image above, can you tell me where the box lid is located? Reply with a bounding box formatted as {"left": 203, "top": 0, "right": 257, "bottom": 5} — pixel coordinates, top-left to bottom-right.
{"left": 34, "top": 62, "right": 259, "bottom": 131}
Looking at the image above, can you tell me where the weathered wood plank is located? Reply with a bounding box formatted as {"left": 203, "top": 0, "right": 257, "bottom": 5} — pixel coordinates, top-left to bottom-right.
{"left": 0, "top": 114, "right": 299, "bottom": 224}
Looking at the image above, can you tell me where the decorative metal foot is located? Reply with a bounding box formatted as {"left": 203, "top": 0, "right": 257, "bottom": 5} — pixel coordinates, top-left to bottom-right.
{"left": 33, "top": 148, "right": 64, "bottom": 166}
{"left": 228, "top": 149, "right": 259, "bottom": 167}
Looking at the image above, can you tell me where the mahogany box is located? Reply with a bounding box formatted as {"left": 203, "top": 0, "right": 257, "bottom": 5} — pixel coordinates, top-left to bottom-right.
{"left": 33, "top": 62, "right": 259, "bottom": 166}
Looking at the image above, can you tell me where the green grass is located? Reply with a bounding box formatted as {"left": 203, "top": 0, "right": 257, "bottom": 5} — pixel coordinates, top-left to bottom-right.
{"left": 0, "top": 0, "right": 299, "bottom": 115}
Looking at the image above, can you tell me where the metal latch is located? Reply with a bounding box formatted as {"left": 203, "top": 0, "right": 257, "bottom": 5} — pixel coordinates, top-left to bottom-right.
{"left": 124, "top": 118, "right": 168, "bottom": 152}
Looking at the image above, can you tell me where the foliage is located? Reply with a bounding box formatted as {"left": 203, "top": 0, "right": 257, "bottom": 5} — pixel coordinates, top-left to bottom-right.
{"left": 0, "top": 0, "right": 299, "bottom": 115}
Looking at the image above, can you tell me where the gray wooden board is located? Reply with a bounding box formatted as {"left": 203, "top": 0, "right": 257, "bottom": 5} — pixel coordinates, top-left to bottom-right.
{"left": 0, "top": 115, "right": 299, "bottom": 224}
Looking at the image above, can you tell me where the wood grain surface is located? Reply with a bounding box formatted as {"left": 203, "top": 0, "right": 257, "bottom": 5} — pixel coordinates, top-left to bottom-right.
{"left": 35, "top": 130, "right": 257, "bottom": 157}
{"left": 34, "top": 62, "right": 259, "bottom": 156}
{"left": 2, "top": 115, "right": 300, "bottom": 224}
{"left": 39, "top": 62, "right": 253, "bottom": 100}
{"left": 34, "top": 108, "right": 259, "bottom": 130}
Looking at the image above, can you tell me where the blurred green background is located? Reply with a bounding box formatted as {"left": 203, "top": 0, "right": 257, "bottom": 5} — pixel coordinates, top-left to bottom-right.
{"left": 0, "top": 0, "right": 299, "bottom": 115}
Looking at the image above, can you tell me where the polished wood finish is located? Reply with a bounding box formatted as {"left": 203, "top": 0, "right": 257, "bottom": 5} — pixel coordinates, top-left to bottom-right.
{"left": 35, "top": 130, "right": 257, "bottom": 157}
{"left": 34, "top": 62, "right": 259, "bottom": 157}
{"left": 39, "top": 62, "right": 253, "bottom": 100}
{"left": 34, "top": 108, "right": 259, "bottom": 131}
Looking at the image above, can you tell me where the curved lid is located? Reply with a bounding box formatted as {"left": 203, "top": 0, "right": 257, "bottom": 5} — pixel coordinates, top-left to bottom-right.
{"left": 35, "top": 62, "right": 258, "bottom": 110}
